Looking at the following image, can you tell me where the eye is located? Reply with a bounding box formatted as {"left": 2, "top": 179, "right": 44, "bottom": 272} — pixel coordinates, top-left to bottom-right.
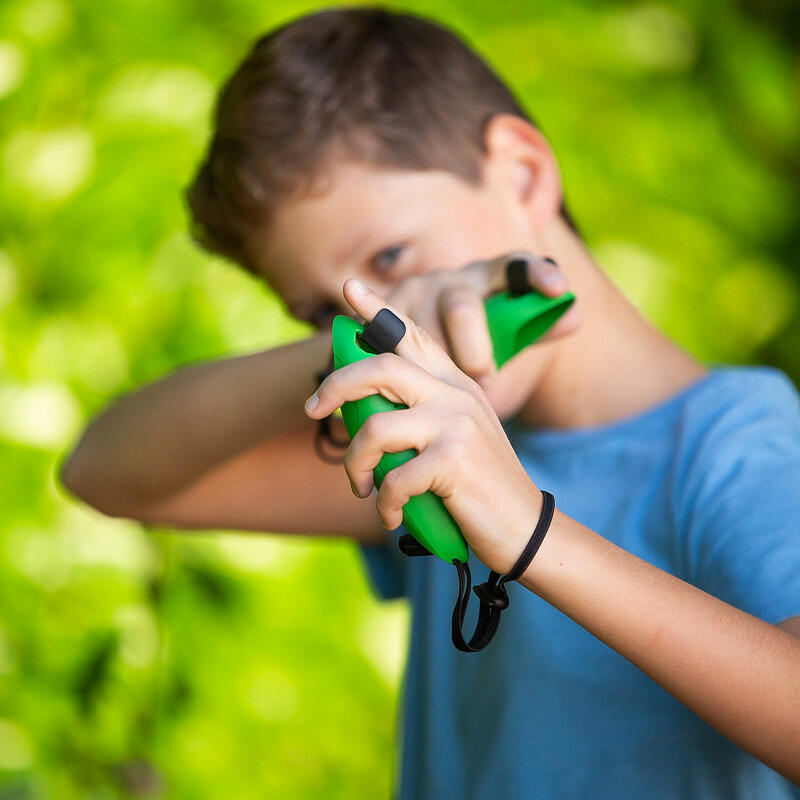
{"left": 371, "top": 243, "right": 404, "bottom": 272}
{"left": 309, "top": 301, "right": 339, "bottom": 330}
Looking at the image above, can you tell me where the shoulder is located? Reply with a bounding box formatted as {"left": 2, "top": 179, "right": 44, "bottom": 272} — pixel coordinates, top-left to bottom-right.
{"left": 672, "top": 365, "right": 800, "bottom": 520}
{"left": 672, "top": 367, "right": 800, "bottom": 623}
{"left": 676, "top": 365, "right": 799, "bottom": 459}
{"left": 691, "top": 364, "right": 798, "bottom": 422}
{"left": 672, "top": 366, "right": 800, "bottom": 531}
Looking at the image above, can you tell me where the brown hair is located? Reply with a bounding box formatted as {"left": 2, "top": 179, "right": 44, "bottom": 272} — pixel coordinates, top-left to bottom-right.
{"left": 185, "top": 6, "right": 577, "bottom": 275}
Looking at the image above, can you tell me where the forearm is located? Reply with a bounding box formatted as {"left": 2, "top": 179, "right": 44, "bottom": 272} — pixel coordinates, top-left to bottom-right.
{"left": 519, "top": 509, "right": 800, "bottom": 784}
{"left": 61, "top": 330, "right": 332, "bottom": 510}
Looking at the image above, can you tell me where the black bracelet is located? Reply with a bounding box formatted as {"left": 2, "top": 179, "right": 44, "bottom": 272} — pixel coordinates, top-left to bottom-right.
{"left": 505, "top": 490, "right": 555, "bottom": 581}
{"left": 450, "top": 489, "right": 556, "bottom": 653}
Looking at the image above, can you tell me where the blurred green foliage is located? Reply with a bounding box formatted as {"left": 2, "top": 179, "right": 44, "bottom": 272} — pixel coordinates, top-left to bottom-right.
{"left": 0, "top": 0, "right": 797, "bottom": 797}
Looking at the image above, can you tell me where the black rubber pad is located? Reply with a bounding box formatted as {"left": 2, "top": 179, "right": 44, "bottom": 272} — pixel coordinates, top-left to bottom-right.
{"left": 356, "top": 308, "right": 407, "bottom": 354}
{"left": 506, "top": 258, "right": 532, "bottom": 297}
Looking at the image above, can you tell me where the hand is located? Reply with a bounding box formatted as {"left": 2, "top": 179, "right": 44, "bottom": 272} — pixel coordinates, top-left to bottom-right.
{"left": 303, "top": 277, "right": 544, "bottom": 575}
{"left": 384, "top": 250, "right": 579, "bottom": 391}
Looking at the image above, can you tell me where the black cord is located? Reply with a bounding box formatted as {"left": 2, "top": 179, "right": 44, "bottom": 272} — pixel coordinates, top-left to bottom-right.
{"left": 313, "top": 352, "right": 349, "bottom": 463}
{"left": 451, "top": 490, "right": 556, "bottom": 653}
{"left": 313, "top": 414, "right": 349, "bottom": 463}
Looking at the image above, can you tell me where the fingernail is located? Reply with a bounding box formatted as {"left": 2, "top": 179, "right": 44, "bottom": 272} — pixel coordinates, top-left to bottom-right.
{"left": 350, "top": 279, "right": 368, "bottom": 295}
{"left": 305, "top": 393, "right": 319, "bottom": 411}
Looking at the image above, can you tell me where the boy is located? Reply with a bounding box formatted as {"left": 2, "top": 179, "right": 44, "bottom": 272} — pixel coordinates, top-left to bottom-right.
{"left": 60, "top": 7, "right": 800, "bottom": 798}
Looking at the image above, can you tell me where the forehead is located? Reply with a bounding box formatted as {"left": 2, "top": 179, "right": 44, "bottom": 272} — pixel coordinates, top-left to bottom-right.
{"left": 249, "top": 160, "right": 486, "bottom": 302}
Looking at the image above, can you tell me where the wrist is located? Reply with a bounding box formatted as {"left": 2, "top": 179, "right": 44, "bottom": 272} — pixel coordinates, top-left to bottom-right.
{"left": 493, "top": 483, "right": 546, "bottom": 576}
{"left": 517, "top": 506, "right": 568, "bottom": 594}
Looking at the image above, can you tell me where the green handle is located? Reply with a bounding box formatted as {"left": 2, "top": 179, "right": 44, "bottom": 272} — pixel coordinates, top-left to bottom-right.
{"left": 331, "top": 287, "right": 574, "bottom": 563}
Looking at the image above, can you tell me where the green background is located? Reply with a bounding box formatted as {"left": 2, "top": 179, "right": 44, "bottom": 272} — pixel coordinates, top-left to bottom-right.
{"left": 0, "top": 0, "right": 797, "bottom": 797}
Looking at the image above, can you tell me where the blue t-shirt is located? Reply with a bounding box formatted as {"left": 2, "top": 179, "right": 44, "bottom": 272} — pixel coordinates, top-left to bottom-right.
{"left": 358, "top": 364, "right": 800, "bottom": 799}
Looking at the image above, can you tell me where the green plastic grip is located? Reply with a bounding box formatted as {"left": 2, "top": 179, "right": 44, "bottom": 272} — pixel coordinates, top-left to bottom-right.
{"left": 331, "top": 287, "right": 575, "bottom": 563}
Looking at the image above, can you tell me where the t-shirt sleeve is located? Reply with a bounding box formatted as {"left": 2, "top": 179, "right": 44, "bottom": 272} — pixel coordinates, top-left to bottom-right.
{"left": 680, "top": 371, "right": 800, "bottom": 625}
{"left": 357, "top": 524, "right": 409, "bottom": 601}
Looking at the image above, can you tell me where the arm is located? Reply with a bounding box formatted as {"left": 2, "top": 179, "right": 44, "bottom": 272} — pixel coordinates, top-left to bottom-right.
{"left": 780, "top": 616, "right": 800, "bottom": 639}
{"left": 126, "top": 420, "right": 388, "bottom": 542}
{"left": 308, "top": 279, "right": 800, "bottom": 785}
{"left": 517, "top": 512, "right": 800, "bottom": 785}
{"left": 60, "top": 330, "right": 333, "bottom": 513}
{"left": 60, "top": 251, "right": 572, "bottom": 535}
{"left": 59, "top": 330, "right": 388, "bottom": 542}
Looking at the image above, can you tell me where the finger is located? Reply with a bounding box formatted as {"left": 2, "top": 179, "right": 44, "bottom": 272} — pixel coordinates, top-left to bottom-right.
{"left": 374, "top": 447, "right": 443, "bottom": 531}
{"left": 385, "top": 276, "right": 449, "bottom": 350}
{"left": 437, "top": 285, "right": 498, "bottom": 386}
{"left": 341, "top": 278, "right": 466, "bottom": 383}
{"left": 412, "top": 304, "right": 449, "bottom": 353}
{"left": 344, "top": 406, "right": 434, "bottom": 498}
{"left": 480, "top": 250, "right": 569, "bottom": 298}
{"left": 304, "top": 351, "right": 443, "bottom": 420}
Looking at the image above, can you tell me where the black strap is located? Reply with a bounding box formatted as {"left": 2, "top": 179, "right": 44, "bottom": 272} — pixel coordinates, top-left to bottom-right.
{"left": 399, "top": 533, "right": 433, "bottom": 557}
{"left": 451, "top": 559, "right": 503, "bottom": 651}
{"left": 314, "top": 351, "right": 348, "bottom": 463}
{"left": 450, "top": 490, "right": 556, "bottom": 652}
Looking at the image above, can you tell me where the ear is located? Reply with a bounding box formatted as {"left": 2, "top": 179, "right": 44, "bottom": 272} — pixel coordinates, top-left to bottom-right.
{"left": 481, "top": 114, "right": 563, "bottom": 231}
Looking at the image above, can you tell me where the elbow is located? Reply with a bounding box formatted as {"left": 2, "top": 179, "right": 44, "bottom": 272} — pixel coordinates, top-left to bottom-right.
{"left": 57, "top": 449, "right": 155, "bottom": 522}
{"left": 58, "top": 451, "right": 92, "bottom": 504}
{"left": 58, "top": 450, "right": 84, "bottom": 498}
{"left": 57, "top": 450, "right": 117, "bottom": 517}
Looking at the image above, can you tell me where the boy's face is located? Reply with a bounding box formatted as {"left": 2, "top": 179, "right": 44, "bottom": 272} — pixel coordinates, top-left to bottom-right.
{"left": 247, "top": 157, "right": 563, "bottom": 418}
{"left": 249, "top": 159, "right": 546, "bottom": 329}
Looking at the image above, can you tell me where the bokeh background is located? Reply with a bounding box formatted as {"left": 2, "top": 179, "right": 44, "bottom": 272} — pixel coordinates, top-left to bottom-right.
{"left": 0, "top": 0, "right": 798, "bottom": 797}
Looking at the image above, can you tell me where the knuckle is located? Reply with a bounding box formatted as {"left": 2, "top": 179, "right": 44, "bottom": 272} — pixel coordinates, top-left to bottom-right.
{"left": 374, "top": 352, "right": 397, "bottom": 373}
{"left": 439, "top": 282, "right": 475, "bottom": 306}
{"left": 382, "top": 467, "right": 402, "bottom": 492}
{"left": 363, "top": 412, "right": 385, "bottom": 440}
{"left": 343, "top": 451, "right": 366, "bottom": 485}
{"left": 379, "top": 471, "right": 406, "bottom": 516}
{"left": 530, "top": 257, "right": 547, "bottom": 275}
{"left": 441, "top": 296, "right": 476, "bottom": 320}
{"left": 505, "top": 248, "right": 534, "bottom": 263}
{"left": 321, "top": 371, "right": 338, "bottom": 395}
{"left": 461, "top": 257, "right": 487, "bottom": 274}
{"left": 452, "top": 409, "right": 478, "bottom": 438}
{"left": 440, "top": 436, "right": 469, "bottom": 470}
